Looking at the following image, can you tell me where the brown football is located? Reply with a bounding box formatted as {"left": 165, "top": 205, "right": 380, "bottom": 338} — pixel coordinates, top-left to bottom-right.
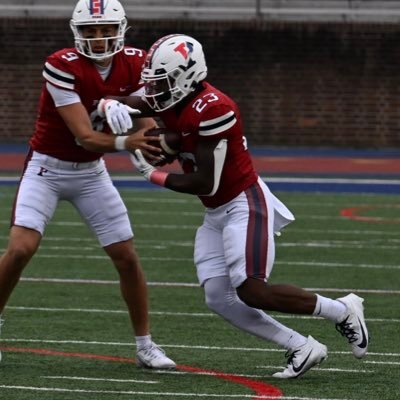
{"left": 144, "top": 128, "right": 181, "bottom": 166}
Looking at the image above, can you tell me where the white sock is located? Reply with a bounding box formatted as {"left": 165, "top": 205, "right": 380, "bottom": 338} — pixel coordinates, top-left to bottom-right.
{"left": 135, "top": 335, "right": 152, "bottom": 350}
{"left": 313, "top": 294, "right": 347, "bottom": 322}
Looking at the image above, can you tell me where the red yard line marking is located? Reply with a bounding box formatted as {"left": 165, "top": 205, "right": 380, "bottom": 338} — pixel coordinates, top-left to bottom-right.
{"left": 4, "top": 153, "right": 400, "bottom": 175}
{"left": 340, "top": 205, "right": 400, "bottom": 224}
{"left": 0, "top": 346, "right": 282, "bottom": 400}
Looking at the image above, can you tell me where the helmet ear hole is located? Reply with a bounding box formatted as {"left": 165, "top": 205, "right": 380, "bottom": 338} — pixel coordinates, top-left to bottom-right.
{"left": 170, "top": 69, "right": 181, "bottom": 79}
{"left": 190, "top": 81, "right": 199, "bottom": 90}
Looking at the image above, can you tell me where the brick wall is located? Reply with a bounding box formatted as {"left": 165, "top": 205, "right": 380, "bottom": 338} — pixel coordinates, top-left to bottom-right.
{"left": 1, "top": 18, "right": 400, "bottom": 148}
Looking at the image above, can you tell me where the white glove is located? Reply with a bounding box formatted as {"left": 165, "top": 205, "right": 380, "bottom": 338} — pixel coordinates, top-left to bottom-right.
{"left": 97, "top": 98, "right": 141, "bottom": 135}
{"left": 130, "top": 149, "right": 156, "bottom": 181}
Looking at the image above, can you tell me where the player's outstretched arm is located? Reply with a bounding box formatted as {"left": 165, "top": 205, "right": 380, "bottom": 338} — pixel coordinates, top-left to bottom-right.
{"left": 131, "top": 137, "right": 227, "bottom": 196}
{"left": 57, "top": 102, "right": 161, "bottom": 155}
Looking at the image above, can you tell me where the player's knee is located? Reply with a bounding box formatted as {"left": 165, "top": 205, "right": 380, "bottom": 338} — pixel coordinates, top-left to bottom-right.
{"left": 236, "top": 278, "right": 266, "bottom": 309}
{"left": 204, "top": 285, "right": 229, "bottom": 316}
{"left": 4, "top": 244, "right": 35, "bottom": 268}
{"left": 113, "top": 254, "right": 140, "bottom": 274}
{"left": 205, "top": 289, "right": 222, "bottom": 314}
{"left": 106, "top": 242, "right": 140, "bottom": 272}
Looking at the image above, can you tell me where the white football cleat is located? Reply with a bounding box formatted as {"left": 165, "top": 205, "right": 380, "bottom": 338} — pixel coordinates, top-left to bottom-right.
{"left": 273, "top": 336, "right": 327, "bottom": 379}
{"left": 136, "top": 342, "right": 176, "bottom": 369}
{"left": 335, "top": 293, "right": 369, "bottom": 359}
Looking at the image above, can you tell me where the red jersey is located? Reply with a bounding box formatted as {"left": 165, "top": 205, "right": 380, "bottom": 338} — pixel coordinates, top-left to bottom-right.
{"left": 30, "top": 47, "right": 146, "bottom": 162}
{"left": 161, "top": 82, "right": 258, "bottom": 208}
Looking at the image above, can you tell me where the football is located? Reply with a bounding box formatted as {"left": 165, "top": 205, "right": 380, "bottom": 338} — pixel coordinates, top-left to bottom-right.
{"left": 144, "top": 128, "right": 181, "bottom": 166}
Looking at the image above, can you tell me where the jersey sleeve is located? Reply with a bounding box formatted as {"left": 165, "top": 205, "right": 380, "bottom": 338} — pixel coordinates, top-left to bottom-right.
{"left": 42, "top": 51, "right": 76, "bottom": 91}
{"left": 46, "top": 82, "right": 81, "bottom": 107}
{"left": 198, "top": 104, "right": 238, "bottom": 138}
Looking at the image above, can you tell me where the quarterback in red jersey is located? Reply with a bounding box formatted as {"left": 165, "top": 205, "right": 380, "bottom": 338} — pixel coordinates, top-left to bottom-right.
{"left": 108, "top": 34, "right": 369, "bottom": 378}
{"left": 0, "top": 0, "right": 176, "bottom": 369}
{"left": 31, "top": 44, "right": 147, "bottom": 161}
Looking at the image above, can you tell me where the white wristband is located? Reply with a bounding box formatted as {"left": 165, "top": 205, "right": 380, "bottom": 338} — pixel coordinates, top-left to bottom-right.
{"left": 114, "top": 136, "right": 128, "bottom": 151}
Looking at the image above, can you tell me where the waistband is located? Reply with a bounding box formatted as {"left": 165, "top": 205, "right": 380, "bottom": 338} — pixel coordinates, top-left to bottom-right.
{"left": 32, "top": 151, "right": 101, "bottom": 170}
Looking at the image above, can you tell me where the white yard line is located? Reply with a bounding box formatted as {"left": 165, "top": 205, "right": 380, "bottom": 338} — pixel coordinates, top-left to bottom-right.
{"left": 364, "top": 361, "right": 400, "bottom": 366}
{"left": 278, "top": 242, "right": 399, "bottom": 250}
{"left": 6, "top": 254, "right": 400, "bottom": 271}
{"left": 275, "top": 261, "right": 400, "bottom": 270}
{"left": 0, "top": 385, "right": 359, "bottom": 399}
{"left": 19, "top": 277, "right": 198, "bottom": 286}
{"left": 0, "top": 385, "right": 257, "bottom": 398}
{"left": 1, "top": 338, "right": 399, "bottom": 358}
{"left": 3, "top": 241, "right": 400, "bottom": 252}
{"left": 288, "top": 228, "right": 399, "bottom": 236}
{"left": 41, "top": 375, "right": 159, "bottom": 384}
{"left": 16, "top": 277, "right": 400, "bottom": 294}
{"left": 0, "top": 212, "right": 399, "bottom": 226}
{"left": 6, "top": 305, "right": 400, "bottom": 324}
{"left": 0, "top": 227, "right": 397, "bottom": 240}
{"left": 0, "top": 187, "right": 396, "bottom": 206}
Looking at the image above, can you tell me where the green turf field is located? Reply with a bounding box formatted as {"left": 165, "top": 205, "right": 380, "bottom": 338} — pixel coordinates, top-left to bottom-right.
{"left": 0, "top": 186, "right": 399, "bottom": 399}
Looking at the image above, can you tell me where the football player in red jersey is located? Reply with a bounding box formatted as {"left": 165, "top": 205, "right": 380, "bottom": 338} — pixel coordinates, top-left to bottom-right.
{"left": 0, "top": 0, "right": 176, "bottom": 369}
{"left": 105, "top": 34, "right": 369, "bottom": 378}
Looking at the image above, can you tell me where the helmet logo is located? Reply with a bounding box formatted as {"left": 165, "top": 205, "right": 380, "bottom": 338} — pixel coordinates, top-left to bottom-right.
{"left": 173, "top": 42, "right": 193, "bottom": 60}
{"left": 90, "top": 0, "right": 104, "bottom": 16}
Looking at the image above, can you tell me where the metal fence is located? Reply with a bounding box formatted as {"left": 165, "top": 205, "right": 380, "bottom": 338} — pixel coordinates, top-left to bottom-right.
{"left": 1, "top": 0, "right": 400, "bottom": 22}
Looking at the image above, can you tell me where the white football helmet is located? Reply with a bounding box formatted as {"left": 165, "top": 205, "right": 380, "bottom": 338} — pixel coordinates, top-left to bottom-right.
{"left": 141, "top": 34, "right": 208, "bottom": 112}
{"left": 70, "top": 0, "right": 127, "bottom": 60}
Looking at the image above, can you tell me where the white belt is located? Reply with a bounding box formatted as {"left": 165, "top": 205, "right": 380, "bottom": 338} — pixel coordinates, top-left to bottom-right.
{"left": 33, "top": 151, "right": 101, "bottom": 170}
